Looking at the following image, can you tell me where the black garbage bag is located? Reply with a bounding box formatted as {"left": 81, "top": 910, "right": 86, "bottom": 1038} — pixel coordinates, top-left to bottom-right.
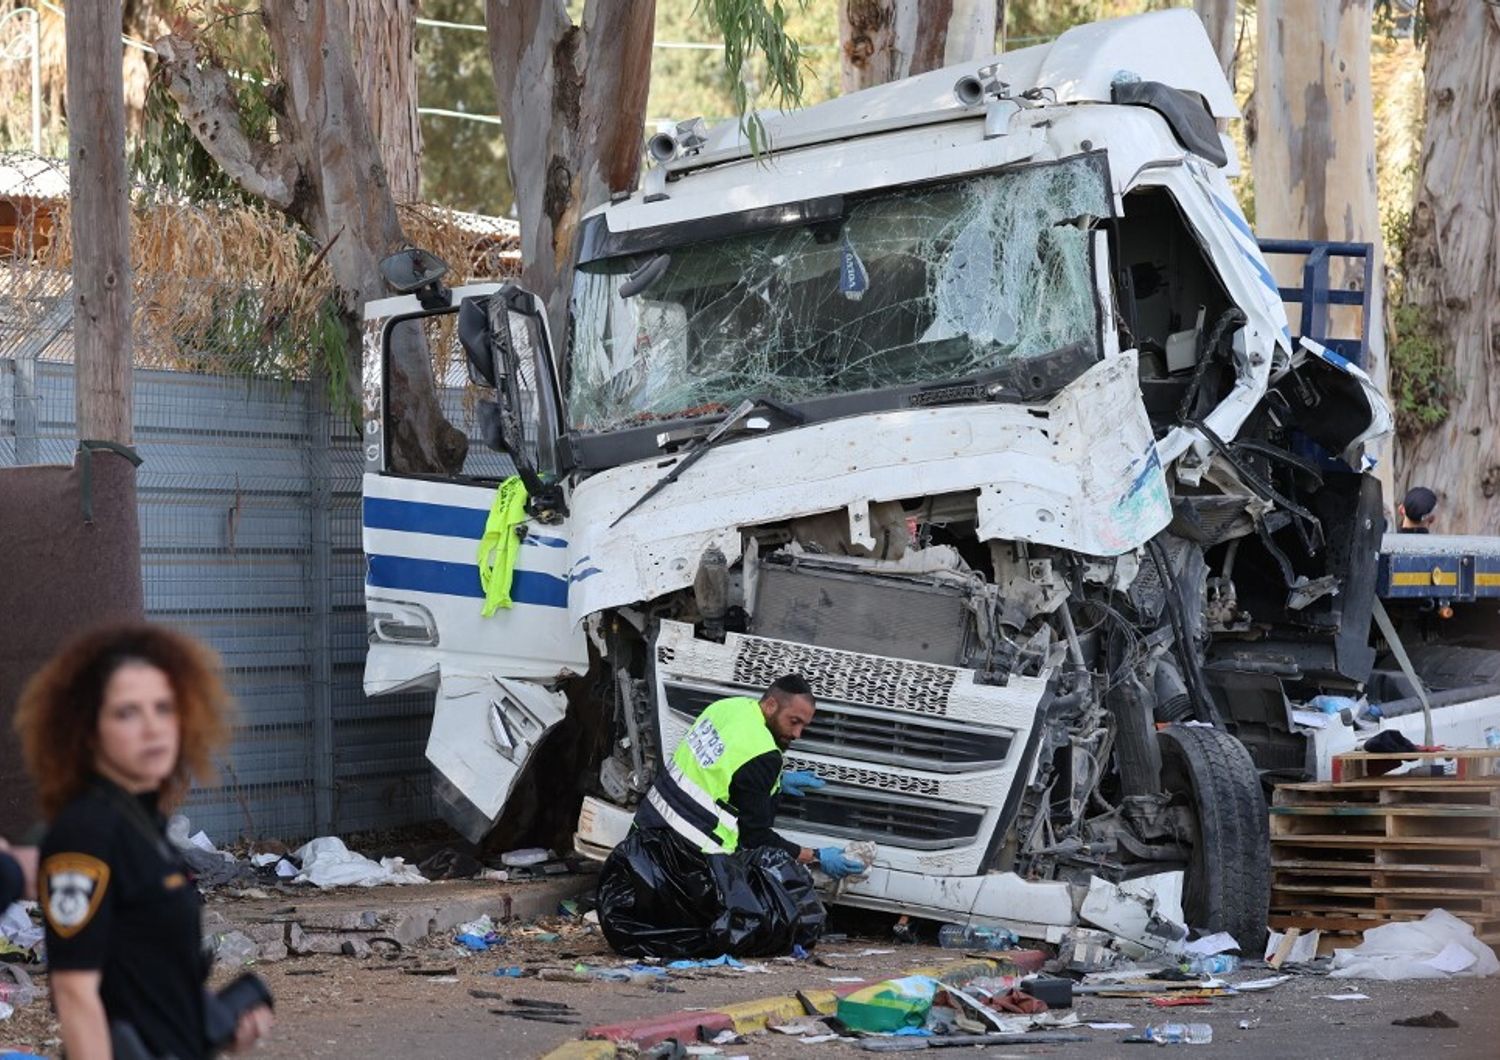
{"left": 597, "top": 828, "right": 826, "bottom": 959}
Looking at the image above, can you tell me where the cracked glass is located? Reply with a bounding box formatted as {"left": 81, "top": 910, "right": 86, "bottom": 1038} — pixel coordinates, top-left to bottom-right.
{"left": 567, "top": 155, "right": 1110, "bottom": 432}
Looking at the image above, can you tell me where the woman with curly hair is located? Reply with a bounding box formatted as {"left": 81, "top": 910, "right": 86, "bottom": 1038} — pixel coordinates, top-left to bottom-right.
{"left": 14, "top": 624, "right": 273, "bottom": 1059}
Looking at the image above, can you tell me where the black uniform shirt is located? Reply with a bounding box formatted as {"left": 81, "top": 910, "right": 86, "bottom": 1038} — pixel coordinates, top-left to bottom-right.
{"left": 41, "top": 778, "right": 208, "bottom": 1060}
{"left": 727, "top": 750, "right": 800, "bottom": 857}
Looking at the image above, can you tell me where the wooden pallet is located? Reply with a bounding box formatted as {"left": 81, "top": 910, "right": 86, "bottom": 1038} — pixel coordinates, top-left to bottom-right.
{"left": 1270, "top": 769, "right": 1500, "bottom": 941}
{"left": 1272, "top": 781, "right": 1500, "bottom": 842}
{"left": 1332, "top": 748, "right": 1500, "bottom": 783}
{"left": 1268, "top": 910, "right": 1500, "bottom": 945}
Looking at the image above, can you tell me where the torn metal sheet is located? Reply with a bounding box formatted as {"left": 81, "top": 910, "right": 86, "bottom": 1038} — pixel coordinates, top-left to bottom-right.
{"left": 1079, "top": 873, "right": 1188, "bottom": 956}
{"left": 424, "top": 674, "right": 568, "bottom": 839}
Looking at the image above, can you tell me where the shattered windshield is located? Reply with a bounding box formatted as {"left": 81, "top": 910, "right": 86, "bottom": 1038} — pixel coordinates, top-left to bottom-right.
{"left": 567, "top": 154, "right": 1110, "bottom": 432}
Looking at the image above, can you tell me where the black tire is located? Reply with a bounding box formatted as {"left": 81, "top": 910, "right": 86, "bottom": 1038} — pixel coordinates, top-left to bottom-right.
{"left": 1158, "top": 724, "right": 1270, "bottom": 953}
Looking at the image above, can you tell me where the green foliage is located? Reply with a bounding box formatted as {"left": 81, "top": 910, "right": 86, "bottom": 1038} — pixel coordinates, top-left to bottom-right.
{"left": 130, "top": 3, "right": 279, "bottom": 203}
{"left": 1388, "top": 301, "right": 1452, "bottom": 437}
{"left": 694, "top": 0, "right": 807, "bottom": 153}
{"left": 131, "top": 74, "right": 273, "bottom": 206}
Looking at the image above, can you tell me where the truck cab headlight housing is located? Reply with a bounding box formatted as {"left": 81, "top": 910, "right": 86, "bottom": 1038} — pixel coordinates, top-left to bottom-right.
{"left": 367, "top": 601, "right": 439, "bottom": 646}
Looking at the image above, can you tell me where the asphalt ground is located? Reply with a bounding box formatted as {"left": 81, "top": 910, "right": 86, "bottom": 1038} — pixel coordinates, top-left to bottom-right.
{"left": 236, "top": 936, "right": 1500, "bottom": 1060}
{"left": 3, "top": 886, "right": 1499, "bottom": 1058}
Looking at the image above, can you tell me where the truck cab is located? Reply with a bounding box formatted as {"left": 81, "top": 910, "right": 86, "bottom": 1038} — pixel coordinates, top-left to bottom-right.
{"left": 360, "top": 11, "right": 1436, "bottom": 948}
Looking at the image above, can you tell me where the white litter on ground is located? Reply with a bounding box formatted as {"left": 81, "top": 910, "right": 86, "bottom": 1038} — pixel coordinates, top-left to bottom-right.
{"left": 293, "top": 837, "right": 428, "bottom": 888}
{"left": 1330, "top": 910, "right": 1499, "bottom": 981}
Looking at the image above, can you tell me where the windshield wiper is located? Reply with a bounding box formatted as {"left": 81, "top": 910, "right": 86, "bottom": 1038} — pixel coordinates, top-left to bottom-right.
{"left": 609, "top": 397, "right": 804, "bottom": 528}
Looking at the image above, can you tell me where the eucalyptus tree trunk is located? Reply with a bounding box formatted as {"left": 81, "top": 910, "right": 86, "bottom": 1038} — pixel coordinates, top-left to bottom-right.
{"left": 1253, "top": 0, "right": 1390, "bottom": 495}
{"left": 839, "top": 0, "right": 1001, "bottom": 94}
{"left": 155, "top": 0, "right": 465, "bottom": 474}
{"left": 1393, "top": 1, "right": 1500, "bottom": 533}
{"left": 349, "top": 0, "right": 424, "bottom": 203}
{"left": 1194, "top": 0, "right": 1239, "bottom": 80}
{"left": 484, "top": 0, "right": 657, "bottom": 343}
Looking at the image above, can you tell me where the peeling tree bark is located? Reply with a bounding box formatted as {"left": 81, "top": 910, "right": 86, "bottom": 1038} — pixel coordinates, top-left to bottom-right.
{"left": 1393, "top": 1, "right": 1500, "bottom": 533}
{"left": 348, "top": 0, "right": 423, "bottom": 203}
{"left": 840, "top": 0, "right": 1000, "bottom": 94}
{"left": 155, "top": 0, "right": 464, "bottom": 474}
{"left": 484, "top": 0, "right": 657, "bottom": 344}
{"left": 1253, "top": 0, "right": 1390, "bottom": 498}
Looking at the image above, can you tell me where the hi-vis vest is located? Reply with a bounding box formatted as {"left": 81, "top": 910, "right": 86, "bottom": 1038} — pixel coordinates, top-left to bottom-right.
{"left": 643, "top": 696, "right": 780, "bottom": 854}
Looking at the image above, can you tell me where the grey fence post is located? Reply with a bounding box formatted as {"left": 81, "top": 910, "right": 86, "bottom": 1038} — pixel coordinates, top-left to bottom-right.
{"left": 307, "top": 369, "right": 335, "bottom": 834}
{"left": 10, "top": 292, "right": 72, "bottom": 465}
{"left": 12, "top": 354, "right": 37, "bottom": 465}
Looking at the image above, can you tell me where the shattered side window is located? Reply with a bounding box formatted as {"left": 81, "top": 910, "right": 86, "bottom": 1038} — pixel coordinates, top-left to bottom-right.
{"left": 568, "top": 154, "right": 1109, "bottom": 431}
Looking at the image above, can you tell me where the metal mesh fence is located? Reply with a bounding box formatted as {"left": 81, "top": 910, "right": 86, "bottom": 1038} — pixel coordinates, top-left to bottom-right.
{"left": 1, "top": 151, "right": 522, "bottom": 842}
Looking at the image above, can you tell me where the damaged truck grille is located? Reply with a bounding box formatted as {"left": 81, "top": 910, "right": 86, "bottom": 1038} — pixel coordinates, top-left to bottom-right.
{"left": 773, "top": 786, "right": 983, "bottom": 849}
{"left": 653, "top": 620, "right": 1047, "bottom": 861}
{"left": 663, "top": 681, "right": 1011, "bottom": 771}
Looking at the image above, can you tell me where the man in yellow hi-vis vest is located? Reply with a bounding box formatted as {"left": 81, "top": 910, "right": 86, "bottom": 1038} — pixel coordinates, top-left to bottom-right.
{"left": 597, "top": 675, "right": 866, "bottom": 958}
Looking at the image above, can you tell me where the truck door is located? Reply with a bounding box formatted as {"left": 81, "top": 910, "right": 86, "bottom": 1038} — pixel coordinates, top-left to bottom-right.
{"left": 361, "top": 283, "right": 588, "bottom": 839}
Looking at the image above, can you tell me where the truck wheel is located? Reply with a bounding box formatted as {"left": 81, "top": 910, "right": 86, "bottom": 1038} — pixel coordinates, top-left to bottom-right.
{"left": 1157, "top": 724, "right": 1270, "bottom": 953}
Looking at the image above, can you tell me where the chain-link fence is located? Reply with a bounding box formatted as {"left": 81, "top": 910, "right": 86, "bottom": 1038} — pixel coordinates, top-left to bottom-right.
{"left": 1, "top": 151, "right": 521, "bottom": 842}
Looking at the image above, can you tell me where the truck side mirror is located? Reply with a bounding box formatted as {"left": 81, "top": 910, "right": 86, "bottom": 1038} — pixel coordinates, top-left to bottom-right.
{"left": 458, "top": 296, "right": 501, "bottom": 388}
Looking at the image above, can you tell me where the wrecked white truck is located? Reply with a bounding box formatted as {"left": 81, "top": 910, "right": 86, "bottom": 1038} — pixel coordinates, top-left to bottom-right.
{"left": 358, "top": 10, "right": 1499, "bottom": 951}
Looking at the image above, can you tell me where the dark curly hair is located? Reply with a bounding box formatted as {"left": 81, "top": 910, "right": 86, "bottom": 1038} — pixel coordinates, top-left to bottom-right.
{"left": 14, "top": 624, "right": 231, "bottom": 819}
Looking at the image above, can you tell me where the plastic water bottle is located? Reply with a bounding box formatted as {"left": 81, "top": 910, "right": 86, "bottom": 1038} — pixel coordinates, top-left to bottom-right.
{"left": 1181, "top": 954, "right": 1239, "bottom": 974}
{"left": 938, "top": 923, "right": 1019, "bottom": 950}
{"left": 1484, "top": 726, "right": 1500, "bottom": 750}
{"left": 1143, "top": 1023, "right": 1213, "bottom": 1044}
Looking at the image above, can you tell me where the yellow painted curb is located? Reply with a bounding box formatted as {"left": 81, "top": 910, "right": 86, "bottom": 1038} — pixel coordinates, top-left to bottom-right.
{"left": 539, "top": 1041, "right": 618, "bottom": 1060}
{"left": 720, "top": 986, "right": 843, "bottom": 1032}
{"left": 720, "top": 992, "right": 811, "bottom": 1033}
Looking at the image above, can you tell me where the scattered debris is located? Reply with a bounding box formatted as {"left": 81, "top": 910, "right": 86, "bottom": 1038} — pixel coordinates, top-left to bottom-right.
{"left": 0, "top": 905, "right": 42, "bottom": 958}
{"left": 1180, "top": 932, "right": 1238, "bottom": 958}
{"left": 0, "top": 966, "right": 38, "bottom": 1008}
{"left": 1330, "top": 910, "right": 1500, "bottom": 981}
{"left": 1233, "top": 975, "right": 1292, "bottom": 991}
{"left": 1392, "top": 1010, "right": 1460, "bottom": 1028}
{"left": 417, "top": 848, "right": 484, "bottom": 880}
{"left": 937, "top": 923, "right": 1018, "bottom": 951}
{"left": 1078, "top": 873, "right": 1188, "bottom": 957}
{"left": 500, "top": 848, "right": 550, "bottom": 868}
{"left": 1265, "top": 927, "right": 1319, "bottom": 968}
{"left": 837, "top": 975, "right": 939, "bottom": 1033}
{"left": 293, "top": 837, "right": 428, "bottom": 889}
{"left": 1139, "top": 1022, "right": 1212, "bottom": 1044}
{"left": 211, "top": 930, "right": 259, "bottom": 968}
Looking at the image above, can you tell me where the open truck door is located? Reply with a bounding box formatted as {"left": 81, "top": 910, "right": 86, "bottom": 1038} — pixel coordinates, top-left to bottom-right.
{"left": 362, "top": 262, "right": 587, "bottom": 840}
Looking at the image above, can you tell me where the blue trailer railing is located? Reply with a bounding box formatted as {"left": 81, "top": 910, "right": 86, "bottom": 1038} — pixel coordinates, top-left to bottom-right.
{"left": 1256, "top": 238, "right": 1374, "bottom": 369}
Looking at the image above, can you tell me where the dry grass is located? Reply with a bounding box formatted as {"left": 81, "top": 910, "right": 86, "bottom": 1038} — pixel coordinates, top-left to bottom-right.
{"left": 3, "top": 155, "right": 519, "bottom": 375}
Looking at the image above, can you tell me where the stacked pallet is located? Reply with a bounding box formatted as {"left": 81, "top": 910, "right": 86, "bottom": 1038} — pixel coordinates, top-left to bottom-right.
{"left": 1269, "top": 749, "right": 1500, "bottom": 947}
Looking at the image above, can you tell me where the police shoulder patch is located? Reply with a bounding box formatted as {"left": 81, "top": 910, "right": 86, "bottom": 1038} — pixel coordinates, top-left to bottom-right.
{"left": 42, "top": 853, "right": 111, "bottom": 938}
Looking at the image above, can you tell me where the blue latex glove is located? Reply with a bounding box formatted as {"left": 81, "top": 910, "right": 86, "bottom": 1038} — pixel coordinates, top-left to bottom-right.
{"left": 816, "top": 846, "right": 866, "bottom": 879}
{"left": 780, "top": 769, "right": 827, "bottom": 798}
